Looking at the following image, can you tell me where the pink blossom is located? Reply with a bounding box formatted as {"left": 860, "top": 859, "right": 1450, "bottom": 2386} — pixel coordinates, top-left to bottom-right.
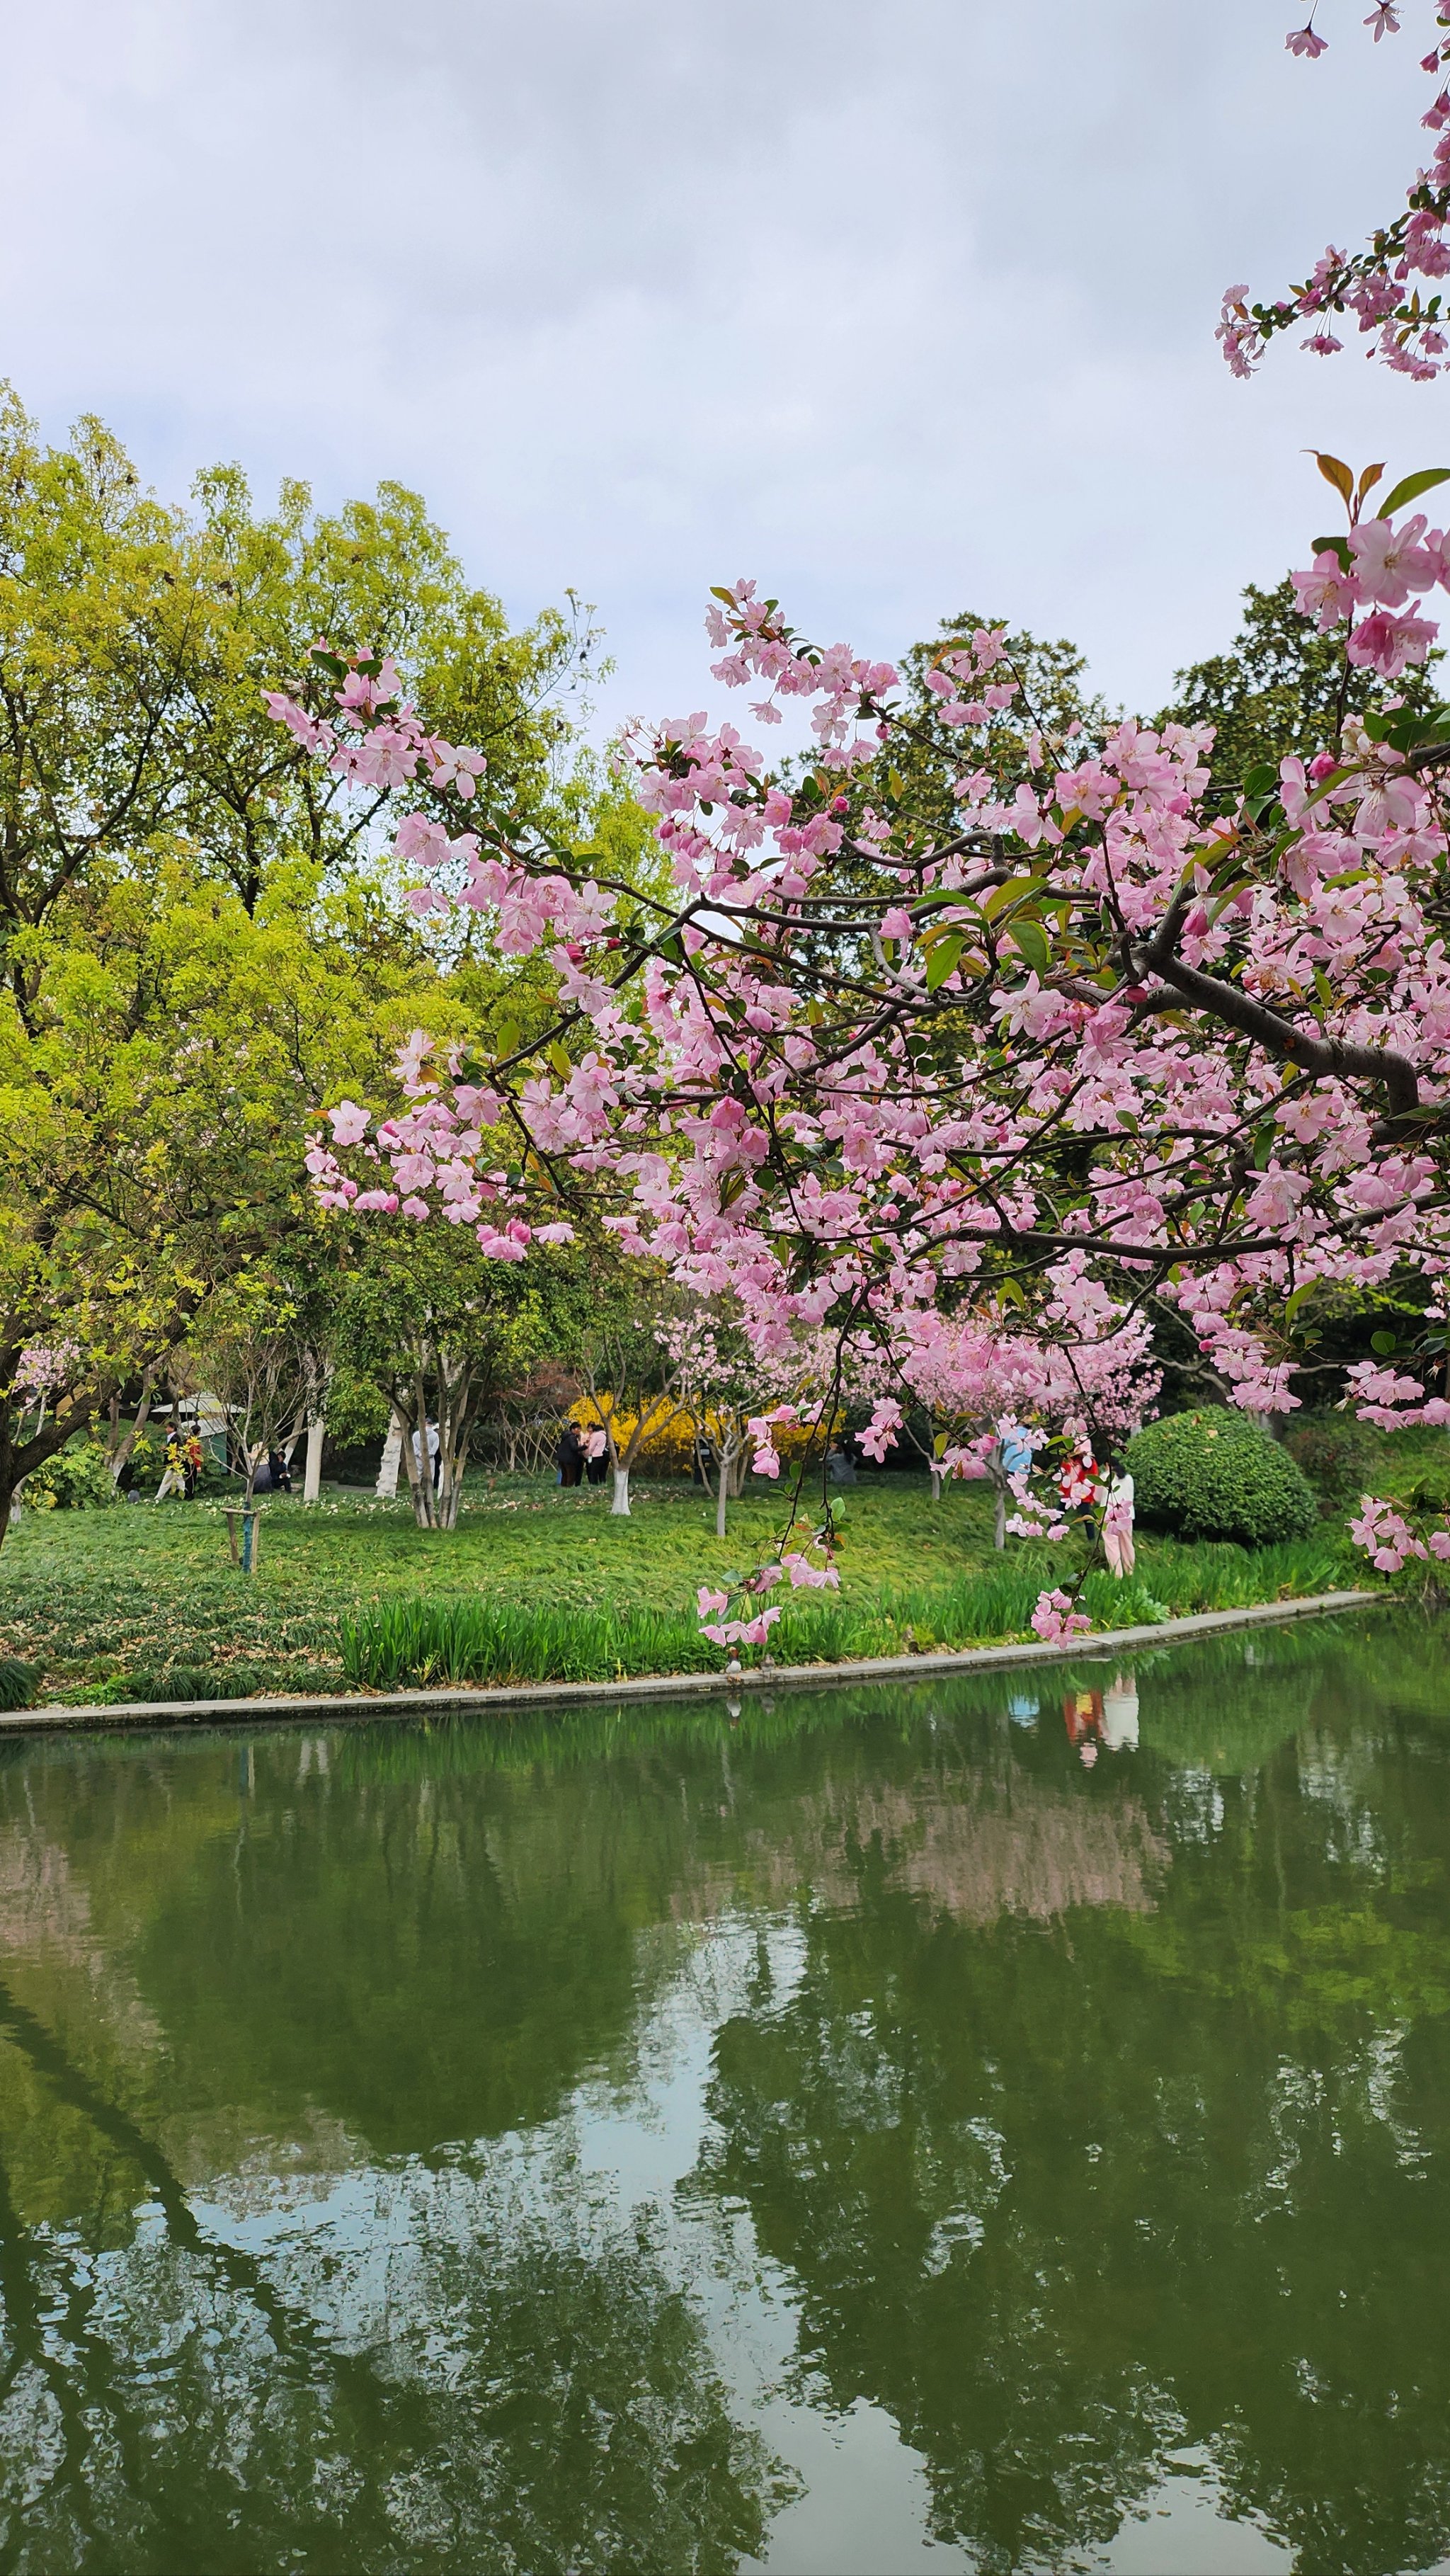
{"left": 1349, "top": 1495, "right": 1426, "bottom": 1569}
{"left": 328, "top": 1101, "right": 372, "bottom": 1149}
{"left": 1286, "top": 21, "right": 1328, "bottom": 55}
{"left": 782, "top": 1551, "right": 841, "bottom": 1590}
{"left": 1291, "top": 551, "right": 1359, "bottom": 631}
{"left": 1030, "top": 1589, "right": 1094, "bottom": 1644}
{"left": 1345, "top": 610, "right": 1437, "bottom": 676}
{"left": 1347, "top": 513, "right": 1434, "bottom": 606}
{"left": 859, "top": 1399, "right": 903, "bottom": 1463}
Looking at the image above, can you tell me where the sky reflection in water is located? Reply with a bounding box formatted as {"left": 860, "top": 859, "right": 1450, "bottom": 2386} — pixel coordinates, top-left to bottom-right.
{"left": 0, "top": 1612, "right": 1445, "bottom": 2575}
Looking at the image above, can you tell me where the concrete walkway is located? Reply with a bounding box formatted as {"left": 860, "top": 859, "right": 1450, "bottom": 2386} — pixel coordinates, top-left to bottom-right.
{"left": 6, "top": 1589, "right": 1386, "bottom": 1736}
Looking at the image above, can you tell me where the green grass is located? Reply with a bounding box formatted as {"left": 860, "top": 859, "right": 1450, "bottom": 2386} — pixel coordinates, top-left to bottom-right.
{"left": 337, "top": 1534, "right": 1359, "bottom": 1689}
{"left": 0, "top": 1461, "right": 1373, "bottom": 1705}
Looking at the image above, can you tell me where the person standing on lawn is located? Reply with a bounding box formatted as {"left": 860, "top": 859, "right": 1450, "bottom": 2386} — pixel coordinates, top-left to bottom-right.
{"left": 1103, "top": 1464, "right": 1136, "bottom": 1579}
{"left": 584, "top": 1424, "right": 607, "bottom": 1487}
{"left": 183, "top": 1432, "right": 204, "bottom": 1500}
{"left": 154, "top": 1430, "right": 187, "bottom": 1502}
{"left": 556, "top": 1423, "right": 584, "bottom": 1488}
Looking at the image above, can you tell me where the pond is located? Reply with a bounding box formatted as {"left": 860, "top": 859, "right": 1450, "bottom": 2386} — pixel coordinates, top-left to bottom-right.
{"left": 0, "top": 1612, "right": 1446, "bottom": 2575}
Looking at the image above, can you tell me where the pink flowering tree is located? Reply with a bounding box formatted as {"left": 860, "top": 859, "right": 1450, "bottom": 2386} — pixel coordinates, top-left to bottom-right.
{"left": 666, "top": 1301, "right": 839, "bottom": 1539}
{"left": 1221, "top": 4, "right": 1450, "bottom": 381}
{"left": 892, "top": 1268, "right": 1160, "bottom": 1548}
{"left": 277, "top": 448, "right": 1450, "bottom": 1629}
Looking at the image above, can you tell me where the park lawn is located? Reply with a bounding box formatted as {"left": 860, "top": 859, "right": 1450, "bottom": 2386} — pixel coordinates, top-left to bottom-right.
{"left": 0, "top": 1466, "right": 1367, "bottom": 1706}
{"left": 4, "top": 1474, "right": 1002, "bottom": 1702}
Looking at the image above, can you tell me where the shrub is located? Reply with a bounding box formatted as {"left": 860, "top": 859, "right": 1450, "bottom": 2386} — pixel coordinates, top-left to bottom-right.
{"left": 1284, "top": 1411, "right": 1377, "bottom": 1506}
{"left": 565, "top": 1396, "right": 836, "bottom": 1476}
{"left": 24, "top": 1442, "right": 117, "bottom": 1512}
{"left": 1126, "top": 1409, "right": 1319, "bottom": 1547}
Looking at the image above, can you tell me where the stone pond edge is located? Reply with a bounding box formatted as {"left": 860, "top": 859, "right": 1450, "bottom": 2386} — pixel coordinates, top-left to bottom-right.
{"left": 8, "top": 1589, "right": 1388, "bottom": 1735}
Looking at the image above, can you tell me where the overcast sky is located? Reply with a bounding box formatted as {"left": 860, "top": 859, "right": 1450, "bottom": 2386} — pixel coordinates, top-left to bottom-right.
{"left": 1, "top": 0, "right": 1442, "bottom": 735}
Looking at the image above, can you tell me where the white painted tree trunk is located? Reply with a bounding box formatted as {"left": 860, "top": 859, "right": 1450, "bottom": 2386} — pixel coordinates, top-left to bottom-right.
{"left": 994, "top": 1481, "right": 1007, "bottom": 1550}
{"left": 929, "top": 1464, "right": 944, "bottom": 1504}
{"left": 376, "top": 1414, "right": 404, "bottom": 1499}
{"left": 610, "top": 1466, "right": 632, "bottom": 1516}
{"left": 303, "top": 1417, "right": 325, "bottom": 1504}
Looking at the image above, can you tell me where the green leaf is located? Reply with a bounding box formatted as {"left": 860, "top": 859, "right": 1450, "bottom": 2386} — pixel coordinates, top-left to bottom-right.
{"left": 981, "top": 874, "right": 1050, "bottom": 921}
{"left": 1383, "top": 707, "right": 1449, "bottom": 754}
{"left": 925, "top": 932, "right": 965, "bottom": 991}
{"left": 1371, "top": 1329, "right": 1400, "bottom": 1357}
{"left": 1253, "top": 1120, "right": 1276, "bottom": 1170}
{"left": 1375, "top": 466, "right": 1450, "bottom": 519}
{"left": 1285, "top": 1282, "right": 1318, "bottom": 1323}
{"left": 1312, "top": 451, "right": 1355, "bottom": 506}
{"left": 1243, "top": 762, "right": 1279, "bottom": 798}
{"left": 1357, "top": 462, "right": 1386, "bottom": 504}
{"left": 1310, "top": 535, "right": 1353, "bottom": 572}
{"left": 494, "top": 1018, "right": 520, "bottom": 1056}
{"left": 1012, "top": 918, "right": 1051, "bottom": 977}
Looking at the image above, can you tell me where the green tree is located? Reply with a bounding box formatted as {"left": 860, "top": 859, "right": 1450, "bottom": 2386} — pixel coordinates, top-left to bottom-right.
{"left": 0, "top": 381, "right": 601, "bottom": 942}
{"left": 0, "top": 382, "right": 622, "bottom": 1524}
{"left": 333, "top": 1222, "right": 602, "bottom": 1528}
{"left": 0, "top": 843, "right": 421, "bottom": 1539}
{"left": 834, "top": 612, "right": 1112, "bottom": 862}
{"left": 1158, "top": 574, "right": 1445, "bottom": 803}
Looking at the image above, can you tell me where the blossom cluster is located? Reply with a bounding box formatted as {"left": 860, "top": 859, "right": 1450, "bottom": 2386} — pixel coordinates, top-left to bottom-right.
{"left": 695, "top": 1542, "right": 841, "bottom": 1650}
{"left": 1348, "top": 1491, "right": 1450, "bottom": 1568}
{"left": 13, "top": 1340, "right": 81, "bottom": 1398}
{"left": 1225, "top": 4, "right": 1450, "bottom": 380}
{"left": 1290, "top": 490, "right": 1450, "bottom": 679}
{"left": 1029, "top": 1590, "right": 1095, "bottom": 1645}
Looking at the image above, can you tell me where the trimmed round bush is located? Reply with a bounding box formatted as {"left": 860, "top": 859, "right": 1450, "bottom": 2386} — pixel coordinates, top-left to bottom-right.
{"left": 1126, "top": 1408, "right": 1319, "bottom": 1547}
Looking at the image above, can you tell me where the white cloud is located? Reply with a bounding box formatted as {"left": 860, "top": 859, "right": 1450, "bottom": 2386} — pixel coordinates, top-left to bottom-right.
{"left": 0, "top": 0, "right": 1439, "bottom": 731}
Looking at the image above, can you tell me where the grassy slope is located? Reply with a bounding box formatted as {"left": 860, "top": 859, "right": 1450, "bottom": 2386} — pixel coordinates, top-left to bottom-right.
{"left": 0, "top": 1468, "right": 1369, "bottom": 1705}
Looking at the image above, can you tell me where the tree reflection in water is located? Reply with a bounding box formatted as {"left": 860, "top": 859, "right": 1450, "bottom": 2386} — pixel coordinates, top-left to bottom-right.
{"left": 0, "top": 1613, "right": 1444, "bottom": 2575}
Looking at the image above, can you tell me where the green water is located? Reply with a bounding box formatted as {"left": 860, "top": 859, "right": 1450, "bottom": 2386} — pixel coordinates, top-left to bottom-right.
{"left": 0, "top": 1614, "right": 1446, "bottom": 2575}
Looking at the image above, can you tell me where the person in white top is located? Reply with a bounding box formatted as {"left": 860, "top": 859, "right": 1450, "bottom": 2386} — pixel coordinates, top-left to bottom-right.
{"left": 1103, "top": 1469, "right": 1135, "bottom": 1578}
